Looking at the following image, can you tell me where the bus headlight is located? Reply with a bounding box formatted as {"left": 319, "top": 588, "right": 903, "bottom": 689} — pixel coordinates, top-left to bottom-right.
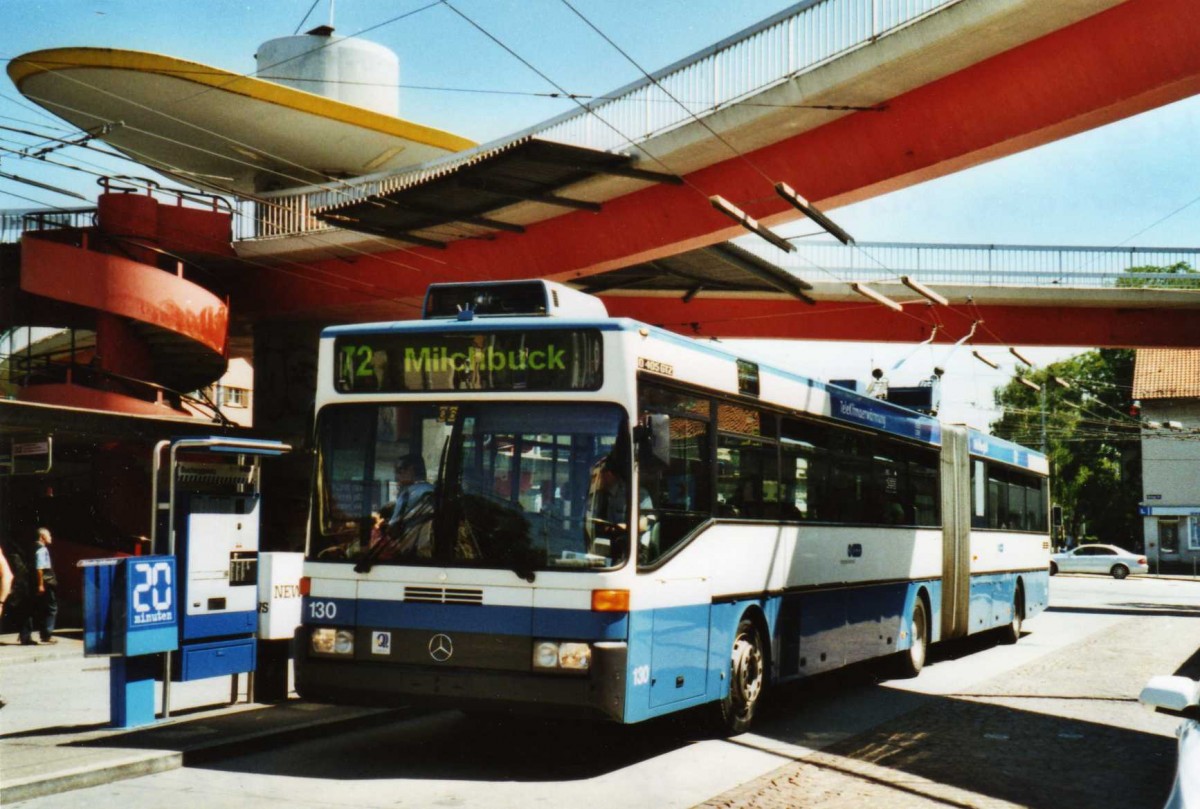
{"left": 311, "top": 628, "right": 355, "bottom": 655}
{"left": 533, "top": 641, "right": 560, "bottom": 669}
{"left": 558, "top": 642, "right": 591, "bottom": 671}
{"left": 532, "top": 640, "right": 591, "bottom": 672}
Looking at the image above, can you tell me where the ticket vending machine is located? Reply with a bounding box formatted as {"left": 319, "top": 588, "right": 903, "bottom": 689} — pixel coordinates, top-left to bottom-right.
{"left": 152, "top": 437, "right": 290, "bottom": 717}
{"left": 171, "top": 481, "right": 261, "bottom": 680}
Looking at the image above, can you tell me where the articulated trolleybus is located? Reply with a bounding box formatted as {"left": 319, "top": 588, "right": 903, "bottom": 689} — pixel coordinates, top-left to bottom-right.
{"left": 295, "top": 280, "right": 1050, "bottom": 733}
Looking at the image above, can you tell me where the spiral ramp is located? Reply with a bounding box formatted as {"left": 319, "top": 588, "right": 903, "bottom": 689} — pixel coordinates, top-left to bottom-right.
{"left": 2, "top": 185, "right": 233, "bottom": 417}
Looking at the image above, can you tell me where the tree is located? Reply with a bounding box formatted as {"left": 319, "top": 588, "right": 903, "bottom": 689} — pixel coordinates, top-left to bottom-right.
{"left": 990, "top": 349, "right": 1141, "bottom": 547}
{"left": 1115, "top": 261, "right": 1199, "bottom": 288}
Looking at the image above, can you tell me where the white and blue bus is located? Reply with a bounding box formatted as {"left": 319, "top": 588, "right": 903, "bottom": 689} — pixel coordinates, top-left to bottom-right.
{"left": 295, "top": 280, "right": 1051, "bottom": 733}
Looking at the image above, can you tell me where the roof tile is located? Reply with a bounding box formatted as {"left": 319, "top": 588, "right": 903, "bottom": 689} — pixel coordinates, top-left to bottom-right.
{"left": 1133, "top": 349, "right": 1200, "bottom": 399}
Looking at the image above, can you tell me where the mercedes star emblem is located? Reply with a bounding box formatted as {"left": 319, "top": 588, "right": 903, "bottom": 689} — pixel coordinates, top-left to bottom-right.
{"left": 428, "top": 633, "right": 454, "bottom": 662}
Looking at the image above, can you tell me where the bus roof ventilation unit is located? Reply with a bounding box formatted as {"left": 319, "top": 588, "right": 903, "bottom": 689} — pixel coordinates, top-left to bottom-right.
{"left": 422, "top": 280, "right": 609, "bottom": 320}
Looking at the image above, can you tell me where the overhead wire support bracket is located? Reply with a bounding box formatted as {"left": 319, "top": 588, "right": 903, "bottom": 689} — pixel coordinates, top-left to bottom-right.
{"left": 850, "top": 282, "right": 902, "bottom": 312}
{"left": 900, "top": 276, "right": 949, "bottom": 306}
{"left": 774, "top": 182, "right": 854, "bottom": 245}
{"left": 972, "top": 350, "right": 999, "bottom": 369}
{"left": 709, "top": 195, "right": 795, "bottom": 253}
{"left": 1009, "top": 347, "right": 1036, "bottom": 367}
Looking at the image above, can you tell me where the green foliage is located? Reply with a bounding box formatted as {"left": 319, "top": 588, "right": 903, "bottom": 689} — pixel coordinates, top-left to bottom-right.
{"left": 1116, "top": 261, "right": 1199, "bottom": 288}
{"left": 990, "top": 349, "right": 1141, "bottom": 546}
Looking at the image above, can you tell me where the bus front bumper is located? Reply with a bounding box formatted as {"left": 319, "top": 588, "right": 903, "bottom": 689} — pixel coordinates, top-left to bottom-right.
{"left": 295, "top": 630, "right": 628, "bottom": 723}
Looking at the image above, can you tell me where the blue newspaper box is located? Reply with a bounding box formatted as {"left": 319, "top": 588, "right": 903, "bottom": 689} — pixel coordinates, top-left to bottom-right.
{"left": 81, "top": 556, "right": 178, "bottom": 728}
{"left": 83, "top": 556, "right": 179, "bottom": 656}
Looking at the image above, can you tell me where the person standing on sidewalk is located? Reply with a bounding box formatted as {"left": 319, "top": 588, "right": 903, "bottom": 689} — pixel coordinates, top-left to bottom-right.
{"left": 32, "top": 527, "right": 57, "bottom": 644}
{"left": 11, "top": 534, "right": 37, "bottom": 646}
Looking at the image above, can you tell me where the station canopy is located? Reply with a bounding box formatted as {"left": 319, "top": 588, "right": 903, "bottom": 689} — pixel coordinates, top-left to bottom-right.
{"left": 312, "top": 137, "right": 680, "bottom": 250}
{"left": 311, "top": 136, "right": 813, "bottom": 302}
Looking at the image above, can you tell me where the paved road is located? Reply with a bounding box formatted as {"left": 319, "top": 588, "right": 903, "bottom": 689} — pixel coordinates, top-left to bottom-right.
{"left": 11, "top": 575, "right": 1199, "bottom": 808}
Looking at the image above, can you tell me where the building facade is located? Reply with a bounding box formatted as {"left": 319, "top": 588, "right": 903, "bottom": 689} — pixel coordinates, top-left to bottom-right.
{"left": 1134, "top": 349, "right": 1200, "bottom": 568}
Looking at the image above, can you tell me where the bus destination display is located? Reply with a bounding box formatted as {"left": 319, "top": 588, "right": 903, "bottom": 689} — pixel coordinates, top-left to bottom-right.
{"left": 334, "top": 330, "right": 603, "bottom": 392}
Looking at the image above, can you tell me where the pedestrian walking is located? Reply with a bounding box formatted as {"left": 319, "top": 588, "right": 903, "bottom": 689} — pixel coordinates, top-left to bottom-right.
{"left": 33, "top": 527, "right": 58, "bottom": 644}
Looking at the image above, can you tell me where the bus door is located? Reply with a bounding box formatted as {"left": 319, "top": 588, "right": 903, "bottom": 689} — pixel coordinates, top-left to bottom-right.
{"left": 646, "top": 575, "right": 710, "bottom": 708}
{"left": 634, "top": 407, "right": 713, "bottom": 709}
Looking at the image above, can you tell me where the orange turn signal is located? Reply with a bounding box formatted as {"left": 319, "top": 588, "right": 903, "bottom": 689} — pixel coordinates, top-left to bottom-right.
{"left": 299, "top": 576, "right": 311, "bottom": 596}
{"left": 591, "top": 589, "right": 630, "bottom": 612}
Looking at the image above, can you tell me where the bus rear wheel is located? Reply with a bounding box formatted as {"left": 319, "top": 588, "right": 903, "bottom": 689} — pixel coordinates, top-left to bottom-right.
{"left": 712, "top": 617, "right": 764, "bottom": 735}
{"left": 999, "top": 587, "right": 1023, "bottom": 645}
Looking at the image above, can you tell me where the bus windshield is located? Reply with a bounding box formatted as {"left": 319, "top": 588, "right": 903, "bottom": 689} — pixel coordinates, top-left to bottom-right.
{"left": 310, "top": 402, "right": 630, "bottom": 572}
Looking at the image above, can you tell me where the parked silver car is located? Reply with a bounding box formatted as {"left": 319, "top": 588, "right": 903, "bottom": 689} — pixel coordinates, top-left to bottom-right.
{"left": 1049, "top": 544, "right": 1148, "bottom": 578}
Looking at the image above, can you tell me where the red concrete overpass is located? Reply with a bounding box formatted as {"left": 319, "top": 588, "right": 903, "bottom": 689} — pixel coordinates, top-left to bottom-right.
{"left": 209, "top": 0, "right": 1200, "bottom": 350}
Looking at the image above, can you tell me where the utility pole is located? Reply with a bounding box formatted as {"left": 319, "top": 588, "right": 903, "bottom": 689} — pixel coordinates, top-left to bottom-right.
{"left": 1040, "top": 382, "right": 1047, "bottom": 455}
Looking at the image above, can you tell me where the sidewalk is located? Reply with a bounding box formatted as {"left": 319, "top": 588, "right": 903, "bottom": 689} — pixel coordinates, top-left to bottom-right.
{"left": 0, "top": 629, "right": 403, "bottom": 805}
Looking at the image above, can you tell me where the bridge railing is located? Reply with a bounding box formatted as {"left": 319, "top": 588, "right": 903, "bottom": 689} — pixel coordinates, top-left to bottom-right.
{"left": 236, "top": 0, "right": 961, "bottom": 243}
{"left": 537, "top": 0, "right": 955, "bottom": 151}
{"left": 742, "top": 241, "right": 1200, "bottom": 288}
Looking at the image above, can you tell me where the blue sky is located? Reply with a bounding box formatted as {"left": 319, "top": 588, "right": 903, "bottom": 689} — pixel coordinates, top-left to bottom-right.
{"left": 2, "top": 0, "right": 1197, "bottom": 429}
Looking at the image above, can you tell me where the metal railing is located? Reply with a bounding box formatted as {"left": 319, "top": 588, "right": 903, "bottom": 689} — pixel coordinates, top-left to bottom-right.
{"left": 3, "top": 198, "right": 229, "bottom": 297}
{"left": 235, "top": 196, "right": 328, "bottom": 243}
{"left": 3, "top": 177, "right": 233, "bottom": 244}
{"left": 746, "top": 241, "right": 1200, "bottom": 289}
{"left": 537, "top": 0, "right": 954, "bottom": 151}
{"left": 2, "top": 208, "right": 96, "bottom": 244}
{"left": 237, "top": 0, "right": 961, "bottom": 242}
{"left": 0, "top": 350, "right": 233, "bottom": 426}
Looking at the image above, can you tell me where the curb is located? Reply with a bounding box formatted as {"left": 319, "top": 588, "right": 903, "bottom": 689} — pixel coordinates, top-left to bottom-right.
{"left": 2, "top": 751, "right": 184, "bottom": 805}
{"left": 1, "top": 706, "right": 407, "bottom": 804}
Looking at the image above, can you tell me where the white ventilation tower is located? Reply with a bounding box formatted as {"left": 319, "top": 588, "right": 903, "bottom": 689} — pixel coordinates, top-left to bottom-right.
{"left": 255, "top": 24, "right": 400, "bottom": 117}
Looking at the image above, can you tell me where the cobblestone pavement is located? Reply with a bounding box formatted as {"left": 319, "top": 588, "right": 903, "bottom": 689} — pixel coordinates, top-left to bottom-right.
{"left": 698, "top": 614, "right": 1197, "bottom": 809}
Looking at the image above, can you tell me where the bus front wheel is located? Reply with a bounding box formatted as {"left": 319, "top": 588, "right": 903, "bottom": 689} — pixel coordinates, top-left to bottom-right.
{"left": 892, "top": 598, "right": 928, "bottom": 679}
{"left": 712, "top": 616, "right": 764, "bottom": 735}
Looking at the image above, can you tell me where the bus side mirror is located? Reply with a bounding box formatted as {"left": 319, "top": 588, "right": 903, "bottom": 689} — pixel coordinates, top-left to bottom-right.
{"left": 635, "top": 414, "right": 671, "bottom": 468}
